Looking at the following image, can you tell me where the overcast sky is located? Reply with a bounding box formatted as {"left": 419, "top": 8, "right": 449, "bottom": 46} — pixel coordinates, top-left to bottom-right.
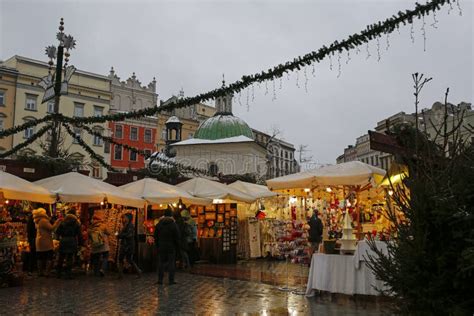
{"left": 1, "top": 0, "right": 472, "bottom": 165}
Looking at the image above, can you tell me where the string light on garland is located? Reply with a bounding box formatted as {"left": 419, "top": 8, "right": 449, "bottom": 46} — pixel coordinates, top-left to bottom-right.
{"left": 421, "top": 15, "right": 427, "bottom": 51}
{"left": 252, "top": 84, "right": 255, "bottom": 101}
{"left": 456, "top": 0, "right": 462, "bottom": 16}
{"left": 337, "top": 52, "right": 342, "bottom": 78}
{"left": 312, "top": 63, "right": 316, "bottom": 77}
{"left": 296, "top": 71, "right": 300, "bottom": 88}
{"left": 410, "top": 22, "right": 415, "bottom": 43}
{"left": 238, "top": 91, "right": 242, "bottom": 107}
{"left": 346, "top": 50, "right": 351, "bottom": 64}
{"left": 376, "top": 36, "right": 381, "bottom": 61}
{"left": 279, "top": 76, "right": 283, "bottom": 89}
{"left": 431, "top": 10, "right": 439, "bottom": 28}
{"left": 264, "top": 81, "right": 269, "bottom": 95}
{"left": 246, "top": 88, "right": 250, "bottom": 112}
{"left": 304, "top": 67, "right": 308, "bottom": 92}
{"left": 448, "top": 1, "right": 454, "bottom": 14}
{"left": 272, "top": 80, "right": 277, "bottom": 100}
{"left": 329, "top": 53, "right": 333, "bottom": 70}
{"left": 386, "top": 33, "right": 391, "bottom": 50}
{"left": 366, "top": 42, "right": 371, "bottom": 60}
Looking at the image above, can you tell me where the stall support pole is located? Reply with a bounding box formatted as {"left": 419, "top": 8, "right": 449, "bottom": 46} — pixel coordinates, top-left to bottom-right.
{"left": 356, "top": 189, "right": 361, "bottom": 240}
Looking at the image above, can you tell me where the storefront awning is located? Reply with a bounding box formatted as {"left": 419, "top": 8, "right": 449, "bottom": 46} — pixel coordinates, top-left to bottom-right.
{"left": 228, "top": 180, "right": 277, "bottom": 199}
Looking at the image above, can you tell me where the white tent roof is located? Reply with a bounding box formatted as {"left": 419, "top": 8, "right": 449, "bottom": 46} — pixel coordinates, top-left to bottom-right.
{"left": 228, "top": 180, "right": 277, "bottom": 199}
{"left": 0, "top": 171, "right": 55, "bottom": 203}
{"left": 266, "top": 161, "right": 386, "bottom": 190}
{"left": 177, "top": 178, "right": 256, "bottom": 204}
{"left": 36, "top": 172, "right": 144, "bottom": 208}
{"left": 120, "top": 178, "right": 211, "bottom": 206}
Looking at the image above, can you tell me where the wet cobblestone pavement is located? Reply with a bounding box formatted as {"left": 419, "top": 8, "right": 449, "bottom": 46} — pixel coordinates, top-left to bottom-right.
{"left": 0, "top": 269, "right": 385, "bottom": 315}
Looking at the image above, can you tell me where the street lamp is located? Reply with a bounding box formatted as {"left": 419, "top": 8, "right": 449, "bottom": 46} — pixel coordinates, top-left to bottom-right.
{"left": 40, "top": 18, "right": 76, "bottom": 158}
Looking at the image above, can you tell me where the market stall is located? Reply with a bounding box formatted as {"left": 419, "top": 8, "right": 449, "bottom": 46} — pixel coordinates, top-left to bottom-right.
{"left": 0, "top": 170, "right": 55, "bottom": 287}
{"left": 178, "top": 178, "right": 255, "bottom": 264}
{"left": 120, "top": 178, "right": 211, "bottom": 271}
{"left": 36, "top": 172, "right": 144, "bottom": 269}
{"left": 267, "top": 161, "right": 393, "bottom": 296}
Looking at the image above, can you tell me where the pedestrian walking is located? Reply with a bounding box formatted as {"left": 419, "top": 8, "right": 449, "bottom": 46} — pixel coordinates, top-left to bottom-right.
{"left": 26, "top": 212, "right": 37, "bottom": 275}
{"left": 117, "top": 213, "right": 142, "bottom": 278}
{"left": 88, "top": 213, "right": 110, "bottom": 277}
{"left": 154, "top": 209, "right": 180, "bottom": 285}
{"left": 56, "top": 209, "right": 82, "bottom": 279}
{"left": 181, "top": 209, "right": 198, "bottom": 266}
{"left": 308, "top": 210, "right": 323, "bottom": 255}
{"left": 33, "top": 208, "right": 61, "bottom": 277}
{"left": 174, "top": 210, "right": 191, "bottom": 269}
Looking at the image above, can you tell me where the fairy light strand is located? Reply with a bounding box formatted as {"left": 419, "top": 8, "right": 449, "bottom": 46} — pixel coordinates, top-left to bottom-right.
{"left": 337, "top": 52, "right": 342, "bottom": 78}
{"left": 421, "top": 15, "right": 427, "bottom": 51}
{"left": 376, "top": 36, "right": 381, "bottom": 61}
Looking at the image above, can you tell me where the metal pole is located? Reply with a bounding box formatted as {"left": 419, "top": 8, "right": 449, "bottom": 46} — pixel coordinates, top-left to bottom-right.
{"left": 49, "top": 46, "right": 64, "bottom": 158}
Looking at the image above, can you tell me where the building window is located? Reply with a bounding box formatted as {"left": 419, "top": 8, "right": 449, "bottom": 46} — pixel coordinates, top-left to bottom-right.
{"left": 285, "top": 152, "right": 288, "bottom": 159}
{"left": 47, "top": 101, "right": 55, "bottom": 113}
{"left": 161, "top": 128, "right": 167, "bottom": 140}
{"left": 114, "top": 145, "right": 122, "bottom": 160}
{"left": 0, "top": 117, "right": 4, "bottom": 131}
{"left": 94, "top": 106, "right": 103, "bottom": 117}
{"left": 0, "top": 91, "right": 5, "bottom": 106}
{"left": 104, "top": 140, "right": 110, "bottom": 154}
{"left": 375, "top": 155, "right": 379, "bottom": 166}
{"left": 25, "top": 94, "right": 37, "bottom": 111}
{"left": 130, "top": 127, "right": 138, "bottom": 141}
{"left": 115, "top": 125, "right": 123, "bottom": 139}
{"left": 130, "top": 151, "right": 137, "bottom": 161}
{"left": 290, "top": 152, "right": 293, "bottom": 160}
{"left": 371, "top": 156, "right": 374, "bottom": 165}
{"left": 93, "top": 128, "right": 103, "bottom": 146}
{"left": 72, "top": 128, "right": 81, "bottom": 143}
{"left": 209, "top": 162, "right": 219, "bottom": 176}
{"left": 74, "top": 103, "right": 84, "bottom": 117}
{"left": 91, "top": 163, "right": 101, "bottom": 179}
{"left": 144, "top": 149, "right": 152, "bottom": 158}
{"left": 144, "top": 129, "right": 152, "bottom": 143}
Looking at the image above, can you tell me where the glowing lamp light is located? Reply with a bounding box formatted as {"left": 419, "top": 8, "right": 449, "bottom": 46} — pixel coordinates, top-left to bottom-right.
{"left": 212, "top": 199, "right": 224, "bottom": 204}
{"left": 289, "top": 196, "right": 298, "bottom": 204}
{"left": 5, "top": 200, "right": 9, "bottom": 204}
{"left": 304, "top": 188, "right": 311, "bottom": 193}
{"left": 172, "top": 203, "right": 177, "bottom": 207}
{"left": 346, "top": 200, "right": 352, "bottom": 207}
{"left": 159, "top": 204, "right": 163, "bottom": 207}
{"left": 326, "top": 187, "right": 332, "bottom": 193}
{"left": 388, "top": 190, "right": 394, "bottom": 196}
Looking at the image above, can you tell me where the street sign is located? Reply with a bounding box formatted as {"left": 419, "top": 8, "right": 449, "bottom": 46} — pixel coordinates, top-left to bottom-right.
{"left": 39, "top": 65, "right": 76, "bottom": 103}
{"left": 369, "top": 130, "right": 410, "bottom": 156}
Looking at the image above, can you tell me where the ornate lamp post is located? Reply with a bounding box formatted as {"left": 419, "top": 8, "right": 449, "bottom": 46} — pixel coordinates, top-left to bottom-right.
{"left": 40, "top": 18, "right": 76, "bottom": 158}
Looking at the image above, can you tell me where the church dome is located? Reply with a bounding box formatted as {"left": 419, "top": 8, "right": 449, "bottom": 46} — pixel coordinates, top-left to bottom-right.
{"left": 194, "top": 114, "right": 254, "bottom": 140}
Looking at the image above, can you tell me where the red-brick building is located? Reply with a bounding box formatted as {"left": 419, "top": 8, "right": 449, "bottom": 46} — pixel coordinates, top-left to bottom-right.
{"left": 109, "top": 117, "right": 157, "bottom": 171}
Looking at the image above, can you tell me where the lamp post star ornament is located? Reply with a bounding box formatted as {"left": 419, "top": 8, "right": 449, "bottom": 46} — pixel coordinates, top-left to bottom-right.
{"left": 39, "top": 18, "right": 76, "bottom": 158}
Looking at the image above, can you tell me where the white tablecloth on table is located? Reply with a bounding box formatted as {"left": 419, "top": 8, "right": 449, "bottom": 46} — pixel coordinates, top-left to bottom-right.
{"left": 306, "top": 252, "right": 389, "bottom": 296}
{"left": 353, "top": 240, "right": 389, "bottom": 269}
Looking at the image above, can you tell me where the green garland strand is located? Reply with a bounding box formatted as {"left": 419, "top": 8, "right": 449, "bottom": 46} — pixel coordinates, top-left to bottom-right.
{"left": 0, "top": 0, "right": 454, "bottom": 155}
{"left": 62, "top": 123, "right": 116, "bottom": 171}
{"left": 40, "top": 0, "right": 454, "bottom": 126}
{"left": 0, "top": 115, "right": 53, "bottom": 138}
{"left": 0, "top": 124, "right": 52, "bottom": 158}
{"left": 78, "top": 123, "right": 212, "bottom": 177}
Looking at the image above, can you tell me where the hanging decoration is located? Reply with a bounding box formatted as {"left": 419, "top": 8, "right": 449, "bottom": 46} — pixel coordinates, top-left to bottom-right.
{"left": 0, "top": 0, "right": 459, "bottom": 168}
{"left": 0, "top": 124, "right": 52, "bottom": 158}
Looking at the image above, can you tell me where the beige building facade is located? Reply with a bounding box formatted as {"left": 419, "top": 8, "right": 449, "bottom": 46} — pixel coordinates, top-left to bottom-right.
{"left": 0, "top": 65, "right": 18, "bottom": 152}
{"left": 3, "top": 55, "right": 112, "bottom": 178}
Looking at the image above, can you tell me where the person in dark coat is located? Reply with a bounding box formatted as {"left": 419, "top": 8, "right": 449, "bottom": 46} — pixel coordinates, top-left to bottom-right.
{"left": 117, "top": 213, "right": 142, "bottom": 278}
{"left": 174, "top": 210, "right": 190, "bottom": 269}
{"left": 308, "top": 210, "right": 323, "bottom": 255}
{"left": 154, "top": 209, "right": 180, "bottom": 285}
{"left": 56, "top": 209, "right": 82, "bottom": 279}
{"left": 26, "top": 212, "right": 37, "bottom": 275}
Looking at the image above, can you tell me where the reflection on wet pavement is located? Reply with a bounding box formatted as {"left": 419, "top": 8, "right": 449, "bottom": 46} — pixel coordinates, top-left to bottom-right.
{"left": 0, "top": 268, "right": 385, "bottom": 315}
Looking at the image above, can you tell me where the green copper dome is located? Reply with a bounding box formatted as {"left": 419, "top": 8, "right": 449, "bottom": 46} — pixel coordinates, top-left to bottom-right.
{"left": 194, "top": 114, "right": 254, "bottom": 140}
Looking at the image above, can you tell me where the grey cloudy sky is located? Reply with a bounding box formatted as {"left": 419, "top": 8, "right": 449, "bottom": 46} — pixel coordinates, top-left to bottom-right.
{"left": 1, "top": 0, "right": 472, "bottom": 165}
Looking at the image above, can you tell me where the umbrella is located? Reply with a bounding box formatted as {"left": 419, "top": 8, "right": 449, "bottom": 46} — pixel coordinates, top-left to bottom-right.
{"left": 36, "top": 172, "right": 143, "bottom": 208}
{"left": 178, "top": 178, "right": 256, "bottom": 204}
{"left": 120, "top": 178, "right": 211, "bottom": 206}
{"left": 0, "top": 170, "right": 55, "bottom": 203}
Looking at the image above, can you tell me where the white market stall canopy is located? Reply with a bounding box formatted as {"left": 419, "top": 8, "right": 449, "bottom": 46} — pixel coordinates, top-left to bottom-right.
{"left": 120, "top": 178, "right": 212, "bottom": 206}
{"left": 0, "top": 170, "right": 55, "bottom": 204}
{"left": 228, "top": 180, "right": 277, "bottom": 199}
{"left": 178, "top": 178, "right": 256, "bottom": 204}
{"left": 266, "top": 161, "right": 386, "bottom": 191}
{"left": 36, "top": 172, "right": 144, "bottom": 208}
